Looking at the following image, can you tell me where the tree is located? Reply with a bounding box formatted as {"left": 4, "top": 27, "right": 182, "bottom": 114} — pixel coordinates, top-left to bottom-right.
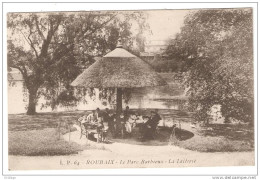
{"left": 8, "top": 14, "right": 65, "bottom": 115}
{"left": 7, "top": 11, "right": 148, "bottom": 115}
{"left": 166, "top": 8, "right": 253, "bottom": 124}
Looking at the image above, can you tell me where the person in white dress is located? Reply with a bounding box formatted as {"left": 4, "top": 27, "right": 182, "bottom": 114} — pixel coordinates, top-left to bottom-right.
{"left": 125, "top": 114, "right": 137, "bottom": 134}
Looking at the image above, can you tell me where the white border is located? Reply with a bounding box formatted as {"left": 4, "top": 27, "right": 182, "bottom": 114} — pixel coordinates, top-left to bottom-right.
{"left": 1, "top": 1, "right": 258, "bottom": 178}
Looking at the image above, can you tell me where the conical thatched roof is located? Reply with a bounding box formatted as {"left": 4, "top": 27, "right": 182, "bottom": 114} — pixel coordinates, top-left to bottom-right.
{"left": 71, "top": 47, "right": 167, "bottom": 88}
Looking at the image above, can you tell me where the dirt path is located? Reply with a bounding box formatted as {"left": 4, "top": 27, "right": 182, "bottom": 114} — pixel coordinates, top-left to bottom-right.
{"left": 9, "top": 130, "right": 255, "bottom": 170}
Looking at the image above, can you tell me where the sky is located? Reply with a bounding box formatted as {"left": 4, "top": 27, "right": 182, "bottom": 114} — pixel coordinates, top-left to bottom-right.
{"left": 145, "top": 10, "right": 189, "bottom": 40}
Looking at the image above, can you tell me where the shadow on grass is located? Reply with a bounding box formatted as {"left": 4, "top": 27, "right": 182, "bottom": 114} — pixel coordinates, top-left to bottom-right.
{"left": 109, "top": 127, "right": 194, "bottom": 146}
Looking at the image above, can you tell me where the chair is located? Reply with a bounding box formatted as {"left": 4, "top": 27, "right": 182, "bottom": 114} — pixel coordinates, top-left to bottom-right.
{"left": 97, "top": 128, "right": 108, "bottom": 143}
{"left": 79, "top": 122, "right": 89, "bottom": 139}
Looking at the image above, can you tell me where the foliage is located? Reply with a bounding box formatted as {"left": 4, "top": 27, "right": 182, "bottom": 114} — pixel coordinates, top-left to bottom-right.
{"left": 145, "top": 57, "right": 180, "bottom": 72}
{"left": 7, "top": 11, "right": 149, "bottom": 114}
{"left": 166, "top": 8, "right": 253, "bottom": 124}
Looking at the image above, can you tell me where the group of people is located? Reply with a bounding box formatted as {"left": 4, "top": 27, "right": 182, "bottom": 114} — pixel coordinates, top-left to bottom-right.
{"left": 78, "top": 106, "right": 162, "bottom": 141}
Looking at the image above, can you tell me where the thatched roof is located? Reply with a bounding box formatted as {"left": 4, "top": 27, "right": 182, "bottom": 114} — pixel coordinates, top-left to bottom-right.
{"left": 71, "top": 47, "right": 167, "bottom": 88}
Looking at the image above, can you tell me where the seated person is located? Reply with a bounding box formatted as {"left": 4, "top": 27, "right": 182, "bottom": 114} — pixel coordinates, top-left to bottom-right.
{"left": 115, "top": 112, "right": 126, "bottom": 138}
{"left": 125, "top": 114, "right": 137, "bottom": 134}
{"left": 139, "top": 116, "right": 150, "bottom": 133}
{"left": 149, "top": 110, "right": 162, "bottom": 129}
{"left": 140, "top": 111, "right": 162, "bottom": 140}
{"left": 96, "top": 116, "right": 106, "bottom": 142}
{"left": 101, "top": 114, "right": 109, "bottom": 136}
{"left": 78, "top": 110, "right": 95, "bottom": 125}
{"left": 77, "top": 112, "right": 88, "bottom": 124}
{"left": 82, "top": 109, "right": 100, "bottom": 130}
{"left": 102, "top": 121, "right": 109, "bottom": 142}
{"left": 135, "top": 114, "right": 145, "bottom": 124}
{"left": 129, "top": 114, "right": 138, "bottom": 125}
{"left": 107, "top": 111, "right": 116, "bottom": 136}
{"left": 85, "top": 110, "right": 95, "bottom": 123}
{"left": 79, "top": 112, "right": 95, "bottom": 130}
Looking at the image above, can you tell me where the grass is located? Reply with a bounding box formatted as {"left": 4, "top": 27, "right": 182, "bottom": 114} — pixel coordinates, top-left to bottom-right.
{"left": 199, "top": 123, "right": 254, "bottom": 142}
{"left": 8, "top": 110, "right": 255, "bottom": 153}
{"left": 9, "top": 128, "right": 85, "bottom": 156}
{"left": 173, "top": 135, "right": 254, "bottom": 152}
{"left": 8, "top": 111, "right": 83, "bottom": 131}
{"left": 171, "top": 123, "right": 254, "bottom": 152}
{"left": 8, "top": 111, "right": 106, "bottom": 156}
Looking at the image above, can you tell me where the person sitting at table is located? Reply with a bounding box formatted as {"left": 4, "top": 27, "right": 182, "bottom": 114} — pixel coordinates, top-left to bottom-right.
{"left": 115, "top": 112, "right": 126, "bottom": 138}
{"left": 81, "top": 108, "right": 100, "bottom": 128}
{"left": 84, "top": 110, "right": 94, "bottom": 124}
{"left": 77, "top": 114, "right": 87, "bottom": 124}
{"left": 139, "top": 116, "right": 150, "bottom": 135}
{"left": 107, "top": 111, "right": 116, "bottom": 137}
{"left": 102, "top": 119, "right": 109, "bottom": 139}
{"left": 125, "top": 114, "right": 137, "bottom": 135}
{"left": 140, "top": 111, "right": 161, "bottom": 140}
{"left": 149, "top": 110, "right": 161, "bottom": 130}
{"left": 135, "top": 114, "right": 145, "bottom": 124}
{"left": 78, "top": 110, "right": 95, "bottom": 125}
{"left": 96, "top": 116, "right": 105, "bottom": 142}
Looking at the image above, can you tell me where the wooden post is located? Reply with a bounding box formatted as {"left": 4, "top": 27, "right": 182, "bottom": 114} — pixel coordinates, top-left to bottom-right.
{"left": 179, "top": 119, "right": 181, "bottom": 130}
{"left": 69, "top": 126, "right": 71, "bottom": 143}
{"left": 116, "top": 88, "right": 123, "bottom": 113}
{"left": 58, "top": 120, "right": 61, "bottom": 140}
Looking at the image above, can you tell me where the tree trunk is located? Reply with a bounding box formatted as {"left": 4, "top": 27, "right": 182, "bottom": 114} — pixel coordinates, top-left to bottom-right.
{"left": 27, "top": 88, "right": 38, "bottom": 115}
{"left": 116, "top": 88, "right": 123, "bottom": 113}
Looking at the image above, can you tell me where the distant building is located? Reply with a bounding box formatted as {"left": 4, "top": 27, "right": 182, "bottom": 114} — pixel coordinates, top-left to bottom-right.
{"left": 8, "top": 68, "right": 24, "bottom": 82}
{"left": 144, "top": 40, "right": 168, "bottom": 53}
{"left": 140, "top": 40, "right": 168, "bottom": 61}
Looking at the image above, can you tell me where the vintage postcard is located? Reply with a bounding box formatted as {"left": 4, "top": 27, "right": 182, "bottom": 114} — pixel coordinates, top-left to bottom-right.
{"left": 4, "top": 2, "right": 257, "bottom": 176}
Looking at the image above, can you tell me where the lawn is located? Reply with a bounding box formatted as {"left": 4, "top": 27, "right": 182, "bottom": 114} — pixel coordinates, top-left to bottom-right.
{"left": 8, "top": 110, "right": 255, "bottom": 154}
{"left": 172, "top": 123, "right": 254, "bottom": 152}
{"left": 8, "top": 111, "right": 84, "bottom": 131}
{"left": 172, "top": 134, "right": 254, "bottom": 152}
{"left": 8, "top": 111, "right": 92, "bottom": 156}
{"left": 9, "top": 128, "right": 85, "bottom": 156}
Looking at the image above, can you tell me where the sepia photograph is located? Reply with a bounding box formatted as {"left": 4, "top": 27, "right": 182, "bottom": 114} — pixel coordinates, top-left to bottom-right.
{"left": 3, "top": 2, "right": 256, "bottom": 175}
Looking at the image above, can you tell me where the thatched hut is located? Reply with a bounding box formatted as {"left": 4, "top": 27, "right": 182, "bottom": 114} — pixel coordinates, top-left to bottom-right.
{"left": 71, "top": 41, "right": 167, "bottom": 112}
